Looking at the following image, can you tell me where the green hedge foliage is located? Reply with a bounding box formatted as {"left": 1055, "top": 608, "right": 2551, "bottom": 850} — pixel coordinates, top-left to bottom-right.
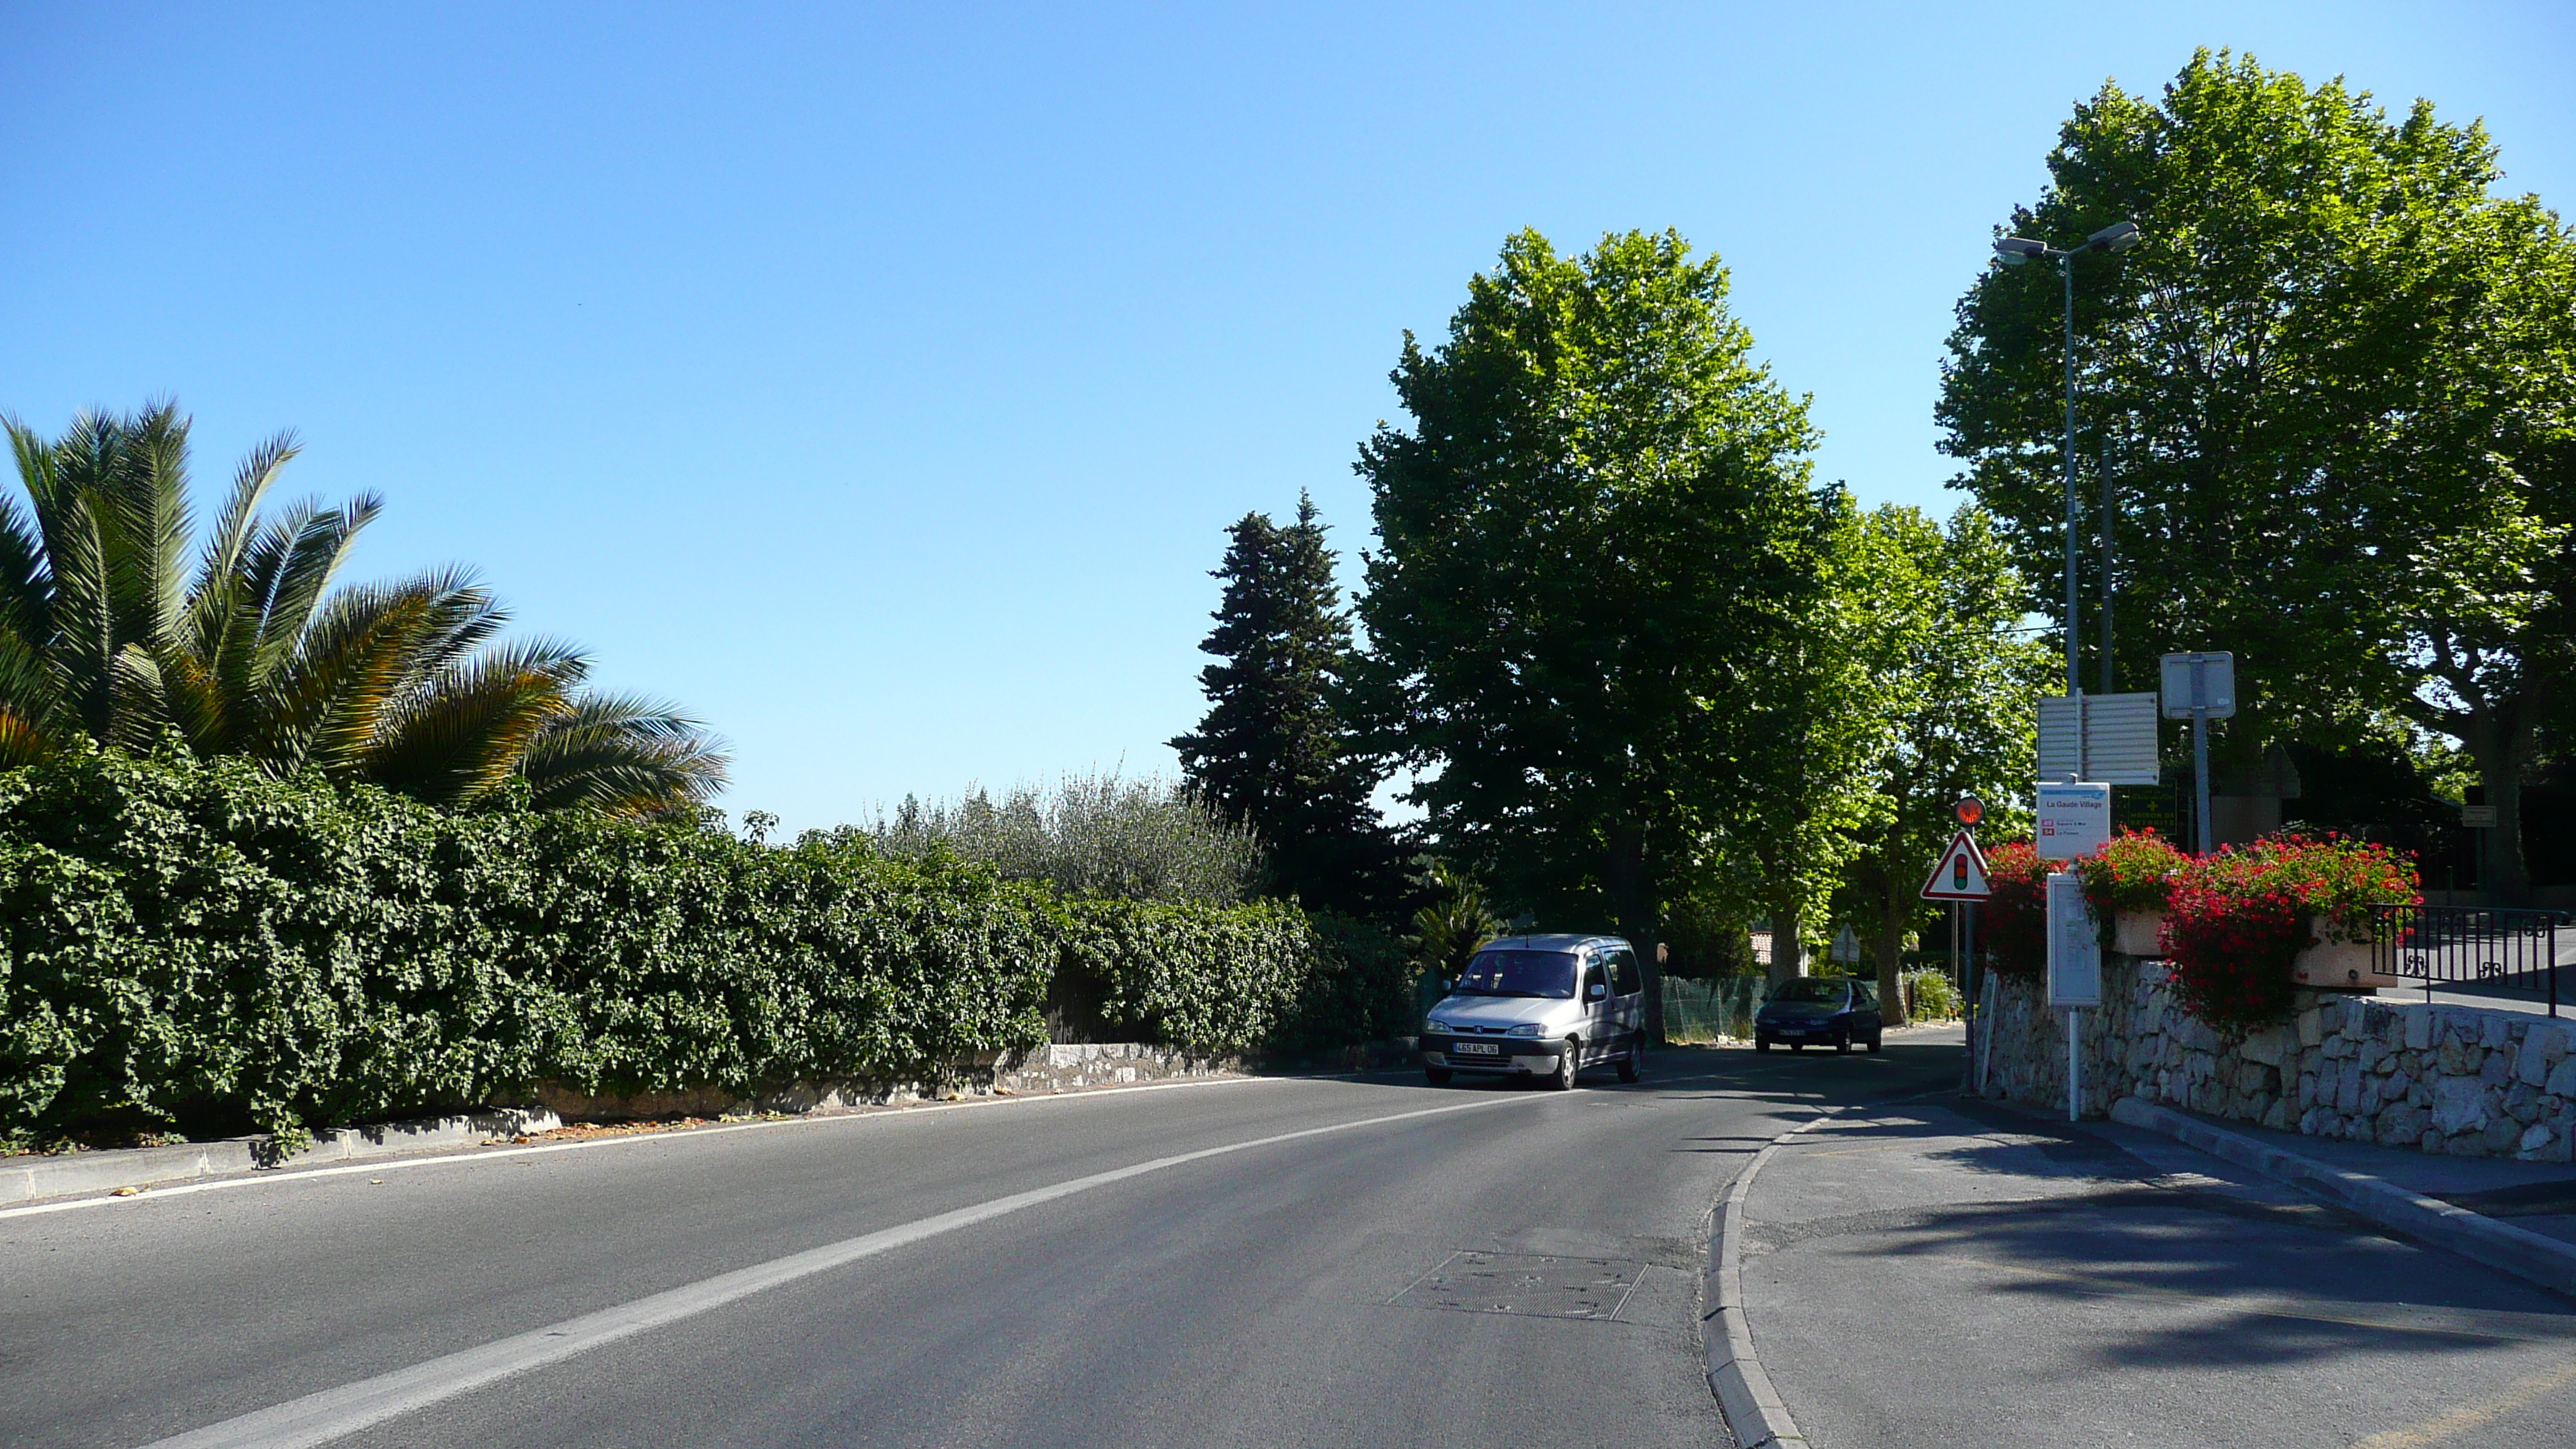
{"left": 0, "top": 748, "right": 1406, "bottom": 1148}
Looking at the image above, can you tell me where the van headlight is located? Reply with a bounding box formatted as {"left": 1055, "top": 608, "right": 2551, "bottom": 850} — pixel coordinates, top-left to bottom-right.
{"left": 1506, "top": 1023, "right": 1544, "bottom": 1037}
{"left": 1425, "top": 1019, "right": 1455, "bottom": 1035}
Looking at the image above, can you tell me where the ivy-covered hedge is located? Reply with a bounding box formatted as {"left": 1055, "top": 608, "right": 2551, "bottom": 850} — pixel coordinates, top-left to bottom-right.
{"left": 0, "top": 748, "right": 1401, "bottom": 1148}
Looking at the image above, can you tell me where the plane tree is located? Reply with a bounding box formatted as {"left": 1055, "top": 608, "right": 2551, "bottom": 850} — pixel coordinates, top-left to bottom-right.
{"left": 1354, "top": 228, "right": 1832, "bottom": 1004}
{"left": 1831, "top": 505, "right": 2052, "bottom": 1023}
{"left": 1938, "top": 50, "right": 2576, "bottom": 897}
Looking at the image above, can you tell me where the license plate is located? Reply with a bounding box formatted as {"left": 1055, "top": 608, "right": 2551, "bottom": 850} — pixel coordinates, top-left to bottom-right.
{"left": 1454, "top": 1041, "right": 1499, "bottom": 1056}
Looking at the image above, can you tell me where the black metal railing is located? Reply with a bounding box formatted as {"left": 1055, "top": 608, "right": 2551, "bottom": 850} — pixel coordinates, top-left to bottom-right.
{"left": 2368, "top": 904, "right": 2567, "bottom": 1017}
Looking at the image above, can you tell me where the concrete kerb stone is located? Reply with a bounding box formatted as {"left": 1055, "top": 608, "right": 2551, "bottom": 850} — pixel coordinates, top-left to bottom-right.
{"left": 0, "top": 1106, "right": 563, "bottom": 1206}
{"left": 1704, "top": 1105, "right": 1838, "bottom": 1449}
{"left": 2110, "top": 1095, "right": 2576, "bottom": 1299}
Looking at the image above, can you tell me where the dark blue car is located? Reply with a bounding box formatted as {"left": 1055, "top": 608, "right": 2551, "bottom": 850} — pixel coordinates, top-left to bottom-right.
{"left": 1754, "top": 977, "right": 1882, "bottom": 1053}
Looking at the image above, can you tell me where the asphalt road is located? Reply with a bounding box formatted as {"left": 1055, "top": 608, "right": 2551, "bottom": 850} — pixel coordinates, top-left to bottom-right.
{"left": 0, "top": 1035, "right": 1963, "bottom": 1449}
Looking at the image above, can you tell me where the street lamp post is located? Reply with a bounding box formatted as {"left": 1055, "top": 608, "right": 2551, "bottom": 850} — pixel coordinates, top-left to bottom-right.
{"left": 1995, "top": 221, "right": 2139, "bottom": 698}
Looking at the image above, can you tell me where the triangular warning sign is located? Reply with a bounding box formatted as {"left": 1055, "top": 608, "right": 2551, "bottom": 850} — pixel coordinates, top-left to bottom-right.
{"left": 1920, "top": 829, "right": 1992, "bottom": 901}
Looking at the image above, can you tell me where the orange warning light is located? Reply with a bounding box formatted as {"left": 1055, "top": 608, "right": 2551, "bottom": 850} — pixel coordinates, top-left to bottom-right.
{"left": 1955, "top": 796, "right": 1985, "bottom": 827}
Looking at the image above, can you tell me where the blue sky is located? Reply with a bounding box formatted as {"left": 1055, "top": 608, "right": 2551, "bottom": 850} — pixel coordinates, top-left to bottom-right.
{"left": 4, "top": 2, "right": 2570, "bottom": 834}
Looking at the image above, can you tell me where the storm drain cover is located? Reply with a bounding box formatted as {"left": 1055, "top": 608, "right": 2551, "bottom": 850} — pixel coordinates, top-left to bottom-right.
{"left": 1390, "top": 1252, "right": 1642, "bottom": 1321}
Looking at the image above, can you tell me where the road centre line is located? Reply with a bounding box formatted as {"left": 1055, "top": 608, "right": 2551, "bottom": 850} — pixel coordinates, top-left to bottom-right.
{"left": 134, "top": 1083, "right": 1637, "bottom": 1449}
{"left": 132, "top": 1068, "right": 1793, "bottom": 1448}
{"left": 5, "top": 1064, "right": 1789, "bottom": 1225}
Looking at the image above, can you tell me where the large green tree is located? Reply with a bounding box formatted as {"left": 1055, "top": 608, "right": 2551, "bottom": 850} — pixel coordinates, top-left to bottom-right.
{"left": 1832, "top": 505, "right": 2052, "bottom": 1022}
{"left": 1170, "top": 494, "right": 1401, "bottom": 917}
{"left": 0, "top": 404, "right": 728, "bottom": 816}
{"left": 1355, "top": 229, "right": 1826, "bottom": 1001}
{"left": 1709, "top": 487, "right": 1904, "bottom": 985}
{"left": 1938, "top": 50, "right": 2576, "bottom": 898}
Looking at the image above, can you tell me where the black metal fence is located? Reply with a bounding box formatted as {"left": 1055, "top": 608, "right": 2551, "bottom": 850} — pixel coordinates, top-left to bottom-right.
{"left": 2368, "top": 904, "right": 2567, "bottom": 1017}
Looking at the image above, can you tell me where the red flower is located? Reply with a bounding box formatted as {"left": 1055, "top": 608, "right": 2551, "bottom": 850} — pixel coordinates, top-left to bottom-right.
{"left": 1981, "top": 828, "right": 2422, "bottom": 1029}
{"left": 2163, "top": 831, "right": 2421, "bottom": 1029}
{"left": 1976, "top": 841, "right": 2050, "bottom": 979}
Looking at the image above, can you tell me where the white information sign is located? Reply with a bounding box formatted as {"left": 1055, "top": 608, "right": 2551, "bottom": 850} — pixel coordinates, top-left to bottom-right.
{"left": 2033, "top": 781, "right": 2112, "bottom": 862}
{"left": 2046, "top": 871, "right": 2102, "bottom": 1008}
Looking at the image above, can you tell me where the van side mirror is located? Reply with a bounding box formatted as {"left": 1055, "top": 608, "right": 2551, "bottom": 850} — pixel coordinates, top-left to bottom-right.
{"left": 1588, "top": 982, "right": 1607, "bottom": 1001}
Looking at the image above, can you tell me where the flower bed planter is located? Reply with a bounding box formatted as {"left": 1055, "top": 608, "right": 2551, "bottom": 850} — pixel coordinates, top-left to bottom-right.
{"left": 2290, "top": 933, "right": 2403, "bottom": 991}
{"left": 2113, "top": 909, "right": 2167, "bottom": 958}
{"left": 2078, "top": 832, "right": 2187, "bottom": 961}
{"left": 2164, "top": 832, "right": 2420, "bottom": 1027}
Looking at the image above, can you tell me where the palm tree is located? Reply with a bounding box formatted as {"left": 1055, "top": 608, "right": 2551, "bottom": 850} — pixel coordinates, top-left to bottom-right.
{"left": 1407, "top": 860, "right": 1501, "bottom": 981}
{"left": 0, "top": 403, "right": 727, "bottom": 816}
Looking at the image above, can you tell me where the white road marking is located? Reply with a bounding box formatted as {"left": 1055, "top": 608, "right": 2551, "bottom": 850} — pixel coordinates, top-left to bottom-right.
{"left": 5, "top": 1060, "right": 1793, "bottom": 1225}
{"left": 0, "top": 1072, "right": 1291, "bottom": 1224}
{"left": 135, "top": 1088, "right": 1574, "bottom": 1449}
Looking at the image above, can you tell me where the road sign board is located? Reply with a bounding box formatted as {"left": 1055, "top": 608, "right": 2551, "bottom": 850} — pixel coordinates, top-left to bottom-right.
{"left": 1830, "top": 925, "right": 1861, "bottom": 964}
{"left": 2034, "top": 781, "right": 2112, "bottom": 862}
{"left": 2160, "top": 652, "right": 2236, "bottom": 719}
{"left": 1921, "top": 830, "right": 1992, "bottom": 900}
{"left": 2461, "top": 803, "right": 2499, "bottom": 828}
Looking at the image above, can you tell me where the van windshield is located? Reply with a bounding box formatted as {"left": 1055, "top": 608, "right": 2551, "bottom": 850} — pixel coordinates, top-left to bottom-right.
{"left": 1455, "top": 949, "right": 1578, "bottom": 999}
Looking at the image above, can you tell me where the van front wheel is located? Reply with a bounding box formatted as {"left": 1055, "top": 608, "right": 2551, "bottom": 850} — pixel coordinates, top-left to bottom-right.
{"left": 1548, "top": 1042, "right": 1579, "bottom": 1091}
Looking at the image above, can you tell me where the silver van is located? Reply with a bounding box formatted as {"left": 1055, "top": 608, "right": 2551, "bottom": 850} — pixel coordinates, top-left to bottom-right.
{"left": 1417, "top": 933, "right": 1647, "bottom": 1089}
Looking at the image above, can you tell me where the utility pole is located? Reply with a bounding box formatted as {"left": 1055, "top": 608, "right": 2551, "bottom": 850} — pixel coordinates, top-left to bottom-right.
{"left": 2061, "top": 253, "right": 2081, "bottom": 697}
{"left": 2099, "top": 440, "right": 2115, "bottom": 696}
{"left": 1993, "top": 221, "right": 2140, "bottom": 701}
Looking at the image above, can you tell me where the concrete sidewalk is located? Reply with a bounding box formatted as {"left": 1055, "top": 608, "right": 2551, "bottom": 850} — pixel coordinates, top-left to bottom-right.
{"left": 1738, "top": 1094, "right": 2576, "bottom": 1449}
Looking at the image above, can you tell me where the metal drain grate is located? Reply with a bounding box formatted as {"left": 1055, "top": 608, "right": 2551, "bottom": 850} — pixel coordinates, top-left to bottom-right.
{"left": 1389, "top": 1252, "right": 1643, "bottom": 1321}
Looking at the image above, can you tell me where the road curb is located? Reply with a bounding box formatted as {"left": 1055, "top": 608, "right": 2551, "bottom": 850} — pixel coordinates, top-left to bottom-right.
{"left": 1704, "top": 1106, "right": 1834, "bottom": 1449}
{"left": 0, "top": 1107, "right": 565, "bottom": 1206}
{"left": 2108, "top": 1095, "right": 2576, "bottom": 1299}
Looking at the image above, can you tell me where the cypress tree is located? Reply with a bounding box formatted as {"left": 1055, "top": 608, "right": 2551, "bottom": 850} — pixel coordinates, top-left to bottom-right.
{"left": 1170, "top": 494, "right": 1399, "bottom": 917}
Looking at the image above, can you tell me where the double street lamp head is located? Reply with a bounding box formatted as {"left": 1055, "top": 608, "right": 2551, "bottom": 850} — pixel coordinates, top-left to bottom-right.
{"left": 1990, "top": 217, "right": 2143, "bottom": 698}
{"left": 1992, "top": 220, "right": 2141, "bottom": 265}
{"left": 2087, "top": 220, "right": 2141, "bottom": 252}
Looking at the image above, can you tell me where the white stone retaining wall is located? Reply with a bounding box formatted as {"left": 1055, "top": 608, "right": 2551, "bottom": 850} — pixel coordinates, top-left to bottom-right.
{"left": 998, "top": 1043, "right": 1245, "bottom": 1094}
{"left": 1977, "top": 957, "right": 2576, "bottom": 1163}
{"left": 527, "top": 1043, "right": 1245, "bottom": 1120}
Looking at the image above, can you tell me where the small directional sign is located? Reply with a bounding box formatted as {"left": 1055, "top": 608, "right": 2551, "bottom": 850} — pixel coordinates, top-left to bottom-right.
{"left": 1921, "top": 829, "right": 1992, "bottom": 901}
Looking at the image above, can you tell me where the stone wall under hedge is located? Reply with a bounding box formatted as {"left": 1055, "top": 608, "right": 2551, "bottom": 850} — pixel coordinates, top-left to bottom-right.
{"left": 1975, "top": 957, "right": 2576, "bottom": 1163}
